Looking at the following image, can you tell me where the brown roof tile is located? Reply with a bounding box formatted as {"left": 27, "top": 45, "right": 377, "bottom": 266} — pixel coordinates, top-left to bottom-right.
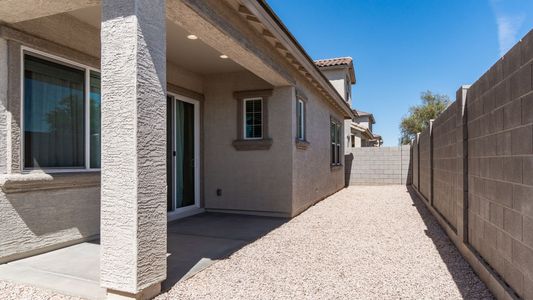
{"left": 314, "top": 57, "right": 353, "bottom": 68}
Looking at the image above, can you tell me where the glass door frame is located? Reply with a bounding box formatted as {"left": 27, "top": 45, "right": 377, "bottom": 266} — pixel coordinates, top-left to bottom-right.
{"left": 167, "top": 92, "right": 201, "bottom": 219}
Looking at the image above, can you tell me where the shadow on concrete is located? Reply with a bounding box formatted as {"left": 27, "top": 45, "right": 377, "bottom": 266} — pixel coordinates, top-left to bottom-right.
{"left": 163, "top": 212, "right": 287, "bottom": 290}
{"left": 405, "top": 186, "right": 493, "bottom": 299}
{"left": 0, "top": 212, "right": 287, "bottom": 299}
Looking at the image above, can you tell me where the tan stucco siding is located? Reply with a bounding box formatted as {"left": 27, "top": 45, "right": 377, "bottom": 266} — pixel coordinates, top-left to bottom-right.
{"left": 291, "top": 83, "right": 345, "bottom": 216}
{"left": 0, "top": 186, "right": 100, "bottom": 263}
{"left": 0, "top": 25, "right": 205, "bottom": 263}
{"left": 0, "top": 38, "right": 7, "bottom": 174}
{"left": 202, "top": 72, "right": 293, "bottom": 216}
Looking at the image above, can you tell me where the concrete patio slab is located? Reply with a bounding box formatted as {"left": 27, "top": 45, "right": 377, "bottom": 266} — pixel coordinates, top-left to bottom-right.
{"left": 0, "top": 242, "right": 104, "bottom": 299}
{"left": 0, "top": 212, "right": 286, "bottom": 300}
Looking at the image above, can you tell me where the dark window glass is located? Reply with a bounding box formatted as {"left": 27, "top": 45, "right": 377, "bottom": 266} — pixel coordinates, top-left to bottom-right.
{"left": 24, "top": 55, "right": 85, "bottom": 168}
{"left": 244, "top": 98, "right": 262, "bottom": 139}
{"left": 90, "top": 71, "right": 101, "bottom": 168}
{"left": 297, "top": 100, "right": 304, "bottom": 140}
{"left": 330, "top": 120, "right": 342, "bottom": 165}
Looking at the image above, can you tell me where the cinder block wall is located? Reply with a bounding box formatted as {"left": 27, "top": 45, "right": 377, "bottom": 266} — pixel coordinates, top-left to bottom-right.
{"left": 418, "top": 129, "right": 431, "bottom": 200}
{"left": 412, "top": 138, "right": 419, "bottom": 189}
{"left": 345, "top": 146, "right": 411, "bottom": 186}
{"left": 432, "top": 101, "right": 461, "bottom": 231}
{"left": 412, "top": 29, "right": 533, "bottom": 299}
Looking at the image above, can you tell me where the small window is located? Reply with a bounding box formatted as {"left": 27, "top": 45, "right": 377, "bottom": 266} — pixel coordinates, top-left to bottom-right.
{"left": 244, "top": 98, "right": 263, "bottom": 139}
{"left": 330, "top": 119, "right": 342, "bottom": 165}
{"left": 297, "top": 99, "right": 305, "bottom": 140}
{"left": 23, "top": 53, "right": 101, "bottom": 170}
{"left": 351, "top": 135, "right": 355, "bottom": 148}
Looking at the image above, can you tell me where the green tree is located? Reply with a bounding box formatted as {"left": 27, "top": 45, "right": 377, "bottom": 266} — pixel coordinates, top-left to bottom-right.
{"left": 399, "top": 91, "right": 450, "bottom": 144}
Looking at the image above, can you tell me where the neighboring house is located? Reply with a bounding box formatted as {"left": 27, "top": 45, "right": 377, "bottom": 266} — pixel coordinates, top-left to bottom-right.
{"left": 351, "top": 110, "right": 382, "bottom": 148}
{"left": 313, "top": 59, "right": 382, "bottom": 149}
{"left": 0, "top": 0, "right": 355, "bottom": 298}
{"left": 313, "top": 57, "right": 360, "bottom": 153}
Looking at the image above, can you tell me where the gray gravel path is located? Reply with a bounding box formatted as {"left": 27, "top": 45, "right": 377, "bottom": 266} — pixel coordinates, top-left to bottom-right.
{"left": 157, "top": 185, "right": 493, "bottom": 300}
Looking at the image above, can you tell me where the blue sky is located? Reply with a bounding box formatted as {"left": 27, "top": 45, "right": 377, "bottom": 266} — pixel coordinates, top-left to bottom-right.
{"left": 267, "top": 0, "right": 533, "bottom": 146}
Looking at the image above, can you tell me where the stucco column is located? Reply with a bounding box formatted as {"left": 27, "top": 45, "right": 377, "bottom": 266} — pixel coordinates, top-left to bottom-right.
{"left": 0, "top": 38, "right": 7, "bottom": 174}
{"left": 100, "top": 0, "right": 167, "bottom": 299}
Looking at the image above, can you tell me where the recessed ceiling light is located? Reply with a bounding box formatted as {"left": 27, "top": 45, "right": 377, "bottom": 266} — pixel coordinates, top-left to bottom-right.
{"left": 220, "top": 54, "right": 228, "bottom": 59}
{"left": 187, "top": 34, "right": 198, "bottom": 40}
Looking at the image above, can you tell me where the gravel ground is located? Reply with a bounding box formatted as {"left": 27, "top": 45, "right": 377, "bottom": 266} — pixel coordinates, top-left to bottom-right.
{"left": 157, "top": 185, "right": 493, "bottom": 300}
{"left": 0, "top": 280, "right": 82, "bottom": 300}
{"left": 0, "top": 186, "right": 492, "bottom": 300}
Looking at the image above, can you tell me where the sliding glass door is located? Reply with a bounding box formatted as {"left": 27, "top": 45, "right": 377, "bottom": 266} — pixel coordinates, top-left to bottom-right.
{"left": 167, "top": 94, "right": 199, "bottom": 214}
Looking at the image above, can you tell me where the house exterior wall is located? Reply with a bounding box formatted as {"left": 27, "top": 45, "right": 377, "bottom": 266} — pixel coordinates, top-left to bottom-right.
{"left": 320, "top": 68, "right": 349, "bottom": 102}
{"left": 0, "top": 38, "right": 7, "bottom": 174}
{"left": 0, "top": 20, "right": 205, "bottom": 263}
{"left": 0, "top": 185, "right": 100, "bottom": 263}
{"left": 202, "top": 72, "right": 293, "bottom": 216}
{"left": 354, "top": 116, "right": 371, "bottom": 131}
{"left": 344, "top": 120, "right": 353, "bottom": 154}
{"left": 292, "top": 82, "right": 346, "bottom": 216}
{"left": 0, "top": 3, "right": 353, "bottom": 263}
{"left": 0, "top": 24, "right": 102, "bottom": 263}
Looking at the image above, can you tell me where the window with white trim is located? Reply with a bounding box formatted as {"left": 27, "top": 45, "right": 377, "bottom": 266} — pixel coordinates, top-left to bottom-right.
{"left": 23, "top": 52, "right": 101, "bottom": 170}
{"left": 297, "top": 99, "right": 305, "bottom": 140}
{"left": 243, "top": 97, "right": 263, "bottom": 139}
{"left": 330, "top": 119, "right": 342, "bottom": 166}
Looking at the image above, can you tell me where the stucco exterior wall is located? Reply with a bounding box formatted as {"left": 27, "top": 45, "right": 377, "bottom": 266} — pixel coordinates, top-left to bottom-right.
{"left": 354, "top": 117, "right": 371, "bottom": 131}
{"left": 0, "top": 20, "right": 205, "bottom": 263}
{"left": 0, "top": 186, "right": 100, "bottom": 263}
{"left": 344, "top": 120, "right": 353, "bottom": 154}
{"left": 291, "top": 83, "right": 345, "bottom": 216}
{"left": 10, "top": 13, "right": 100, "bottom": 59}
{"left": 0, "top": 4, "right": 353, "bottom": 263}
{"left": 202, "top": 71, "right": 293, "bottom": 216}
{"left": 0, "top": 38, "right": 7, "bottom": 174}
{"left": 320, "top": 68, "right": 349, "bottom": 103}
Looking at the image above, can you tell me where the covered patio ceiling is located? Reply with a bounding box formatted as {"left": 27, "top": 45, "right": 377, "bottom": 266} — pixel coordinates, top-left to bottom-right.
{"left": 68, "top": 6, "right": 246, "bottom": 75}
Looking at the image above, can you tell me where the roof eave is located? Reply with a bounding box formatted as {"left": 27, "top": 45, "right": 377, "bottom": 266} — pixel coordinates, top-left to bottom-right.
{"left": 253, "top": 0, "right": 355, "bottom": 119}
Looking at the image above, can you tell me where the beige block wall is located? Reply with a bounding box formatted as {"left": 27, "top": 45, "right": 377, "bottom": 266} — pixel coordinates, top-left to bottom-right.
{"left": 291, "top": 83, "right": 345, "bottom": 216}
{"left": 412, "top": 138, "right": 419, "bottom": 189}
{"left": 345, "top": 146, "right": 411, "bottom": 186}
{"left": 432, "top": 101, "right": 460, "bottom": 231}
{"left": 418, "top": 128, "right": 431, "bottom": 201}
{"left": 412, "top": 29, "right": 533, "bottom": 299}
{"left": 466, "top": 31, "right": 533, "bottom": 297}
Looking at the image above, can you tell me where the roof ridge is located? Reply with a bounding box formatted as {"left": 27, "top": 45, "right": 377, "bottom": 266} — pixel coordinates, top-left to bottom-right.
{"left": 314, "top": 56, "right": 353, "bottom": 61}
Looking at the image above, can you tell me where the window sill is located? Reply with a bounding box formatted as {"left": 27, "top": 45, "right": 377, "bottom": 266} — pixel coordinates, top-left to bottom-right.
{"left": 295, "top": 139, "right": 310, "bottom": 150}
{"left": 232, "top": 138, "right": 273, "bottom": 151}
{"left": 0, "top": 171, "right": 100, "bottom": 194}
{"left": 330, "top": 164, "right": 343, "bottom": 171}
